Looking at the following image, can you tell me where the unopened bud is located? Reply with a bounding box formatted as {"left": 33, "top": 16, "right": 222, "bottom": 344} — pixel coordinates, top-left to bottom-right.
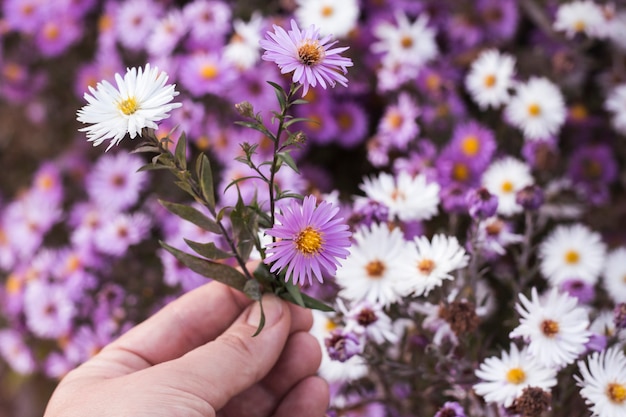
{"left": 235, "top": 101, "right": 255, "bottom": 118}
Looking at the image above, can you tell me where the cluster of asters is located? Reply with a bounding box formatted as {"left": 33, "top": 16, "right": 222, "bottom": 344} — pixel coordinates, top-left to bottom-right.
{"left": 3, "top": 0, "right": 626, "bottom": 416}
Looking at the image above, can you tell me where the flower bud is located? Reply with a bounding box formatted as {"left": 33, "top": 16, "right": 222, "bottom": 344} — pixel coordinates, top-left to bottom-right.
{"left": 466, "top": 187, "right": 498, "bottom": 220}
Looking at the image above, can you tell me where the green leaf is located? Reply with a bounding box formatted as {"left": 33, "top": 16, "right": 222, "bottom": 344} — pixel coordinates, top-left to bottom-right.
{"left": 131, "top": 145, "right": 161, "bottom": 154}
{"left": 234, "top": 121, "right": 273, "bottom": 137}
{"left": 199, "top": 154, "right": 216, "bottom": 211}
{"left": 283, "top": 117, "right": 310, "bottom": 128}
{"left": 284, "top": 281, "right": 305, "bottom": 307}
{"left": 160, "top": 241, "right": 247, "bottom": 291}
{"left": 174, "top": 180, "right": 199, "bottom": 201}
{"left": 276, "top": 151, "right": 300, "bottom": 174}
{"left": 174, "top": 132, "right": 187, "bottom": 170}
{"left": 251, "top": 299, "right": 265, "bottom": 337}
{"left": 290, "top": 99, "right": 309, "bottom": 105}
{"left": 267, "top": 81, "right": 287, "bottom": 111}
{"left": 301, "top": 293, "right": 334, "bottom": 312}
{"left": 230, "top": 193, "right": 257, "bottom": 262}
{"left": 184, "top": 239, "right": 233, "bottom": 260}
{"left": 159, "top": 200, "right": 222, "bottom": 234}
{"left": 244, "top": 279, "right": 263, "bottom": 301}
{"left": 136, "top": 163, "right": 172, "bottom": 172}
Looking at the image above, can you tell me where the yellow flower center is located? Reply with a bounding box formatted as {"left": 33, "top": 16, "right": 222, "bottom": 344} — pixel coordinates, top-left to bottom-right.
{"left": 321, "top": 5, "right": 334, "bottom": 17}
{"left": 390, "top": 188, "right": 405, "bottom": 201}
{"left": 3, "top": 63, "right": 23, "bottom": 82}
{"left": 574, "top": 20, "right": 586, "bottom": 32}
{"left": 426, "top": 73, "right": 441, "bottom": 91}
{"left": 564, "top": 250, "right": 580, "bottom": 264}
{"left": 400, "top": 35, "right": 413, "bottom": 49}
{"left": 528, "top": 103, "right": 541, "bottom": 117}
{"left": 5, "top": 274, "right": 22, "bottom": 295}
{"left": 453, "top": 163, "right": 469, "bottom": 182}
{"left": 66, "top": 255, "right": 81, "bottom": 273}
{"left": 506, "top": 367, "right": 526, "bottom": 384}
{"left": 295, "top": 226, "right": 323, "bottom": 255}
{"left": 43, "top": 23, "right": 60, "bottom": 40}
{"left": 298, "top": 41, "right": 324, "bottom": 66}
{"left": 337, "top": 112, "right": 353, "bottom": 130}
{"left": 583, "top": 160, "right": 602, "bottom": 179}
{"left": 607, "top": 382, "right": 626, "bottom": 404}
{"left": 366, "top": 260, "right": 386, "bottom": 278}
{"left": 461, "top": 135, "right": 480, "bottom": 156}
{"left": 99, "top": 14, "right": 113, "bottom": 32}
{"left": 541, "top": 319, "right": 560, "bottom": 337}
{"left": 484, "top": 74, "right": 496, "bottom": 87}
{"left": 118, "top": 97, "right": 139, "bottom": 115}
{"left": 325, "top": 318, "right": 338, "bottom": 332}
{"left": 37, "top": 174, "right": 55, "bottom": 190}
{"left": 200, "top": 64, "right": 219, "bottom": 80}
{"left": 570, "top": 103, "right": 588, "bottom": 121}
{"left": 501, "top": 180, "right": 514, "bottom": 193}
{"left": 418, "top": 259, "right": 435, "bottom": 275}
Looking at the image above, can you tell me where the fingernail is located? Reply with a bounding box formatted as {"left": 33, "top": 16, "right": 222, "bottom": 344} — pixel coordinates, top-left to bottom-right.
{"left": 247, "top": 295, "right": 284, "bottom": 327}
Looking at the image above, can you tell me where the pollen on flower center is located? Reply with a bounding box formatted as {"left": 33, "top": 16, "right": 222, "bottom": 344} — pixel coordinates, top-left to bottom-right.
{"left": 357, "top": 308, "right": 378, "bottom": 326}
{"left": 298, "top": 41, "right": 324, "bottom": 66}
{"left": 484, "top": 74, "right": 496, "bottom": 87}
{"left": 607, "top": 382, "right": 626, "bottom": 403}
{"left": 200, "top": 64, "right": 219, "bottom": 80}
{"left": 501, "top": 180, "right": 514, "bottom": 193}
{"left": 541, "top": 319, "right": 560, "bottom": 337}
{"left": 528, "top": 103, "right": 541, "bottom": 117}
{"left": 295, "top": 226, "right": 323, "bottom": 255}
{"left": 564, "top": 250, "right": 580, "bottom": 264}
{"left": 400, "top": 35, "right": 413, "bottom": 49}
{"left": 418, "top": 258, "right": 436, "bottom": 275}
{"left": 453, "top": 163, "right": 469, "bottom": 182}
{"left": 44, "top": 23, "right": 60, "bottom": 40}
{"left": 337, "top": 113, "right": 353, "bottom": 129}
{"left": 506, "top": 367, "right": 526, "bottom": 384}
{"left": 321, "top": 5, "right": 334, "bottom": 17}
{"left": 387, "top": 112, "right": 404, "bottom": 129}
{"left": 366, "top": 260, "right": 386, "bottom": 278}
{"left": 461, "top": 135, "right": 480, "bottom": 156}
{"left": 118, "top": 97, "right": 139, "bottom": 115}
{"left": 574, "top": 20, "right": 586, "bottom": 32}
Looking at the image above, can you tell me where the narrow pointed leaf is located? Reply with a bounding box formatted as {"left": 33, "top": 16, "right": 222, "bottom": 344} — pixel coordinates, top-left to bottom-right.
{"left": 174, "top": 132, "right": 187, "bottom": 170}
{"left": 159, "top": 200, "right": 222, "bottom": 234}
{"left": 284, "top": 281, "right": 305, "bottom": 307}
{"left": 276, "top": 152, "right": 300, "bottom": 174}
{"left": 251, "top": 299, "right": 265, "bottom": 337}
{"left": 184, "top": 239, "right": 233, "bottom": 260}
{"left": 199, "top": 154, "right": 216, "bottom": 210}
{"left": 160, "top": 241, "right": 247, "bottom": 290}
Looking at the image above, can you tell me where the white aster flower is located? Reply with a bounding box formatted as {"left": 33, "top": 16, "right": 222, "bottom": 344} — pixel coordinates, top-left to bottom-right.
{"left": 295, "top": 0, "right": 359, "bottom": 38}
{"left": 359, "top": 171, "right": 440, "bottom": 222}
{"left": 539, "top": 223, "right": 606, "bottom": 287}
{"left": 474, "top": 343, "right": 558, "bottom": 407}
{"left": 223, "top": 12, "right": 264, "bottom": 70}
{"left": 341, "top": 300, "right": 399, "bottom": 344}
{"left": 510, "top": 287, "right": 590, "bottom": 368}
{"left": 553, "top": 0, "right": 604, "bottom": 39}
{"left": 311, "top": 310, "right": 368, "bottom": 384}
{"left": 577, "top": 347, "right": 626, "bottom": 417}
{"left": 396, "top": 234, "right": 469, "bottom": 297}
{"left": 476, "top": 216, "right": 524, "bottom": 256}
{"left": 589, "top": 310, "right": 626, "bottom": 341}
{"left": 335, "top": 223, "right": 410, "bottom": 306}
{"left": 371, "top": 11, "right": 438, "bottom": 69}
{"left": 482, "top": 157, "right": 534, "bottom": 217}
{"left": 605, "top": 83, "right": 626, "bottom": 135}
{"left": 77, "top": 64, "right": 182, "bottom": 151}
{"left": 465, "top": 49, "right": 516, "bottom": 110}
{"left": 504, "top": 77, "right": 566, "bottom": 140}
{"left": 603, "top": 247, "right": 626, "bottom": 303}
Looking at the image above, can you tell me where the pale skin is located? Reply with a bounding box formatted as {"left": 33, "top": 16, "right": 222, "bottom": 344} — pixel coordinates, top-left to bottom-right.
{"left": 43, "top": 281, "right": 329, "bottom": 417}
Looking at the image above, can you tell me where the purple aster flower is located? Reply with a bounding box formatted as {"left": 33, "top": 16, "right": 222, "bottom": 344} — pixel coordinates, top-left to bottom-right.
{"left": 2, "top": 0, "right": 45, "bottom": 34}
{"left": 566, "top": 144, "right": 617, "bottom": 206}
{"left": 478, "top": 0, "right": 519, "bottom": 41}
{"left": 34, "top": 14, "right": 82, "bottom": 57}
{"left": 332, "top": 100, "right": 369, "bottom": 148}
{"left": 559, "top": 278, "right": 595, "bottom": 304}
{"left": 23, "top": 281, "right": 76, "bottom": 339}
{"left": 86, "top": 152, "right": 148, "bottom": 213}
{"left": 516, "top": 184, "right": 545, "bottom": 211}
{"left": 94, "top": 212, "right": 152, "bottom": 257}
{"left": 377, "top": 92, "right": 420, "bottom": 150}
{"left": 614, "top": 303, "right": 626, "bottom": 330}
{"left": 0, "top": 329, "right": 36, "bottom": 375}
{"left": 297, "top": 98, "right": 339, "bottom": 145}
{"left": 522, "top": 136, "right": 558, "bottom": 171}
{"left": 264, "top": 195, "right": 352, "bottom": 285}
{"left": 466, "top": 187, "right": 499, "bottom": 220}
{"left": 183, "top": 0, "right": 232, "bottom": 46}
{"left": 115, "top": 0, "right": 162, "bottom": 51}
{"left": 324, "top": 328, "right": 362, "bottom": 362}
{"left": 350, "top": 200, "right": 390, "bottom": 229}
{"left": 435, "top": 401, "right": 467, "bottom": 417}
{"left": 447, "top": 120, "right": 497, "bottom": 171}
{"left": 260, "top": 19, "right": 353, "bottom": 96}
{"left": 392, "top": 140, "right": 438, "bottom": 181}
{"left": 178, "top": 51, "right": 237, "bottom": 97}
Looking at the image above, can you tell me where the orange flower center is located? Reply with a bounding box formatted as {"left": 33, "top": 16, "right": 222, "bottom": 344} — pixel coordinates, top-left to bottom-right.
{"left": 295, "top": 226, "right": 323, "bottom": 255}
{"left": 366, "top": 260, "right": 386, "bottom": 278}
{"left": 298, "top": 41, "right": 324, "bottom": 66}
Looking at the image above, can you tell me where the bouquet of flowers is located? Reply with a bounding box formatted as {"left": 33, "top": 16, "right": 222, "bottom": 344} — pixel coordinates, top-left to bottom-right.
{"left": 1, "top": 1, "right": 626, "bottom": 416}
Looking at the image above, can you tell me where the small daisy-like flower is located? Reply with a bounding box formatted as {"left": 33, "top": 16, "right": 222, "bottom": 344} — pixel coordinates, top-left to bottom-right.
{"left": 371, "top": 11, "right": 438, "bottom": 69}
{"left": 396, "top": 234, "right": 469, "bottom": 297}
{"left": 342, "top": 300, "right": 398, "bottom": 344}
{"left": 539, "top": 223, "right": 606, "bottom": 287}
{"left": 504, "top": 77, "right": 566, "bottom": 140}
{"left": 465, "top": 49, "right": 516, "bottom": 110}
{"left": 295, "top": 0, "right": 360, "bottom": 38}
{"left": 602, "top": 247, "right": 626, "bottom": 303}
{"left": 475, "top": 216, "right": 523, "bottom": 258}
{"left": 605, "top": 83, "right": 626, "bottom": 135}
{"left": 377, "top": 92, "right": 420, "bottom": 150}
{"left": 264, "top": 195, "right": 351, "bottom": 285}
{"left": 553, "top": 0, "right": 604, "bottom": 39}
{"left": 76, "top": 64, "right": 182, "bottom": 151}
{"left": 474, "top": 343, "right": 558, "bottom": 407}
{"left": 510, "top": 287, "right": 591, "bottom": 368}
{"left": 482, "top": 157, "right": 534, "bottom": 216}
{"left": 0, "top": 330, "right": 37, "bottom": 375}
{"left": 577, "top": 347, "right": 626, "bottom": 417}
{"left": 260, "top": 19, "right": 353, "bottom": 96}
{"left": 335, "top": 223, "right": 410, "bottom": 306}
{"left": 359, "top": 171, "right": 440, "bottom": 222}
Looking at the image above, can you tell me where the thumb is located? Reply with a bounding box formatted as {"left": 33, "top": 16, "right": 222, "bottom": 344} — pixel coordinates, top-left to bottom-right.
{"left": 147, "top": 294, "right": 292, "bottom": 411}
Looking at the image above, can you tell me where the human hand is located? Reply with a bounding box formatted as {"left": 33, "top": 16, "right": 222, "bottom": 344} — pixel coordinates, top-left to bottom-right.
{"left": 43, "top": 281, "right": 329, "bottom": 417}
